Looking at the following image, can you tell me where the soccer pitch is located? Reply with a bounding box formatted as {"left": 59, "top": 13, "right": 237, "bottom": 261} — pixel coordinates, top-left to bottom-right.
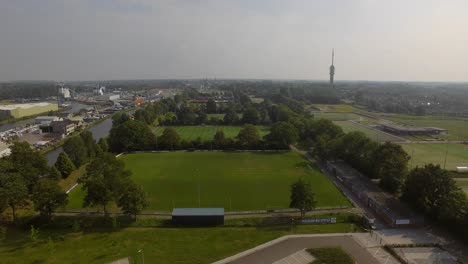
{"left": 154, "top": 126, "right": 269, "bottom": 141}
{"left": 67, "top": 152, "right": 351, "bottom": 211}
{"left": 401, "top": 143, "right": 468, "bottom": 171}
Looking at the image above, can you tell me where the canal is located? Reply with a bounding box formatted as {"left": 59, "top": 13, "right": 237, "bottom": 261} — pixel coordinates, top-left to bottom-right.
{"left": 45, "top": 117, "right": 114, "bottom": 165}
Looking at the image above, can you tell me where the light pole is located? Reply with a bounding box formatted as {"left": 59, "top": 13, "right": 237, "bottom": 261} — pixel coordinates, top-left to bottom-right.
{"left": 138, "top": 249, "right": 145, "bottom": 264}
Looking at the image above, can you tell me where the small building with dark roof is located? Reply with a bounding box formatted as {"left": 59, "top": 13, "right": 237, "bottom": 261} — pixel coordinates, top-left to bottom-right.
{"left": 377, "top": 121, "right": 447, "bottom": 136}
{"left": 172, "top": 208, "right": 224, "bottom": 226}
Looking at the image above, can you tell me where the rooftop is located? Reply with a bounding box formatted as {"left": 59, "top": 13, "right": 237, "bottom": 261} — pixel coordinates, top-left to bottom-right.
{"left": 172, "top": 208, "right": 224, "bottom": 216}
{"left": 0, "top": 102, "right": 56, "bottom": 111}
{"left": 377, "top": 121, "right": 447, "bottom": 132}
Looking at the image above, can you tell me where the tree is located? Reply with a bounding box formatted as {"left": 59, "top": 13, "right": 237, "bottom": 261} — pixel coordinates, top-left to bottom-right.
{"left": 266, "top": 122, "right": 298, "bottom": 148}
{"left": 117, "top": 182, "right": 149, "bottom": 218}
{"left": 32, "top": 180, "right": 68, "bottom": 219}
{"left": 55, "top": 152, "right": 76, "bottom": 178}
{"left": 80, "top": 131, "right": 98, "bottom": 160}
{"left": 373, "top": 142, "right": 410, "bottom": 193}
{"left": 213, "top": 130, "right": 226, "bottom": 148}
{"left": 82, "top": 153, "right": 131, "bottom": 215}
{"left": 112, "top": 112, "right": 130, "bottom": 126}
{"left": 9, "top": 141, "right": 48, "bottom": 192}
{"left": 0, "top": 173, "right": 28, "bottom": 222}
{"left": 108, "top": 120, "right": 157, "bottom": 152}
{"left": 402, "top": 164, "right": 466, "bottom": 219}
{"left": 289, "top": 178, "right": 316, "bottom": 218}
{"left": 223, "top": 109, "right": 239, "bottom": 125}
{"left": 48, "top": 166, "right": 62, "bottom": 181}
{"left": 98, "top": 138, "right": 109, "bottom": 153}
{"left": 309, "top": 119, "right": 343, "bottom": 141}
{"left": 206, "top": 99, "right": 217, "bottom": 113}
{"left": 236, "top": 125, "right": 261, "bottom": 148}
{"left": 63, "top": 136, "right": 88, "bottom": 167}
{"left": 242, "top": 107, "right": 259, "bottom": 124}
{"left": 158, "top": 127, "right": 181, "bottom": 150}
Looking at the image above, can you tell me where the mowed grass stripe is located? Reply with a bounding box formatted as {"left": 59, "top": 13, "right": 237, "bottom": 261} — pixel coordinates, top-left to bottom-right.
{"left": 154, "top": 126, "right": 269, "bottom": 141}
{"left": 66, "top": 152, "right": 351, "bottom": 211}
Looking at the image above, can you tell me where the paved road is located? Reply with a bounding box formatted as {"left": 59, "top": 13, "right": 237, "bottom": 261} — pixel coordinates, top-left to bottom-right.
{"left": 226, "top": 236, "right": 379, "bottom": 264}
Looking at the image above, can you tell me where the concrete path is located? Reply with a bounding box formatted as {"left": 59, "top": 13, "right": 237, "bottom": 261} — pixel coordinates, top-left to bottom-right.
{"left": 272, "top": 249, "right": 314, "bottom": 264}
{"left": 214, "top": 234, "right": 382, "bottom": 264}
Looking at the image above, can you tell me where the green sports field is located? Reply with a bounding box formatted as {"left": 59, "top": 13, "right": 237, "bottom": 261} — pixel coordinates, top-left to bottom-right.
{"left": 67, "top": 152, "right": 350, "bottom": 211}
{"left": 333, "top": 121, "right": 404, "bottom": 142}
{"left": 401, "top": 143, "right": 468, "bottom": 171}
{"left": 154, "top": 126, "right": 269, "bottom": 141}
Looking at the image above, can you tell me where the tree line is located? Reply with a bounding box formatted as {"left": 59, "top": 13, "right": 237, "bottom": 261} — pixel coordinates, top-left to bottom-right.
{"left": 308, "top": 120, "right": 468, "bottom": 242}
{"left": 0, "top": 131, "right": 148, "bottom": 224}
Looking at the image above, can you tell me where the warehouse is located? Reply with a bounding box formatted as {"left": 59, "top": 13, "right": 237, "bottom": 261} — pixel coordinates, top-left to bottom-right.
{"left": 0, "top": 102, "right": 58, "bottom": 119}
{"left": 376, "top": 121, "right": 447, "bottom": 136}
{"left": 172, "top": 208, "right": 224, "bottom": 226}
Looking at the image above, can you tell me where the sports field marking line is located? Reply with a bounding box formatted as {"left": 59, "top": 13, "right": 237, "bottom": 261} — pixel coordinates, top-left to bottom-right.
{"left": 66, "top": 183, "right": 79, "bottom": 194}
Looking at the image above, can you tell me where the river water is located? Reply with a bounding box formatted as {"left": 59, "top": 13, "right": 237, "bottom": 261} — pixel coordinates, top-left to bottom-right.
{"left": 44, "top": 117, "right": 114, "bottom": 165}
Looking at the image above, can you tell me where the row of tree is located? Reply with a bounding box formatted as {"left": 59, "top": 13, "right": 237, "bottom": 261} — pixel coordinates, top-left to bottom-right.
{"left": 306, "top": 119, "right": 468, "bottom": 241}
{"left": 0, "top": 131, "right": 148, "bottom": 223}
{"left": 313, "top": 128, "right": 410, "bottom": 193}
{"left": 108, "top": 113, "right": 303, "bottom": 153}
{"left": 0, "top": 142, "right": 67, "bottom": 221}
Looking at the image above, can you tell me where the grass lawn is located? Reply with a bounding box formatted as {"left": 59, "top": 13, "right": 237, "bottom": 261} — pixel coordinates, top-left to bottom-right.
{"left": 0, "top": 219, "right": 357, "bottom": 264}
{"left": 333, "top": 121, "right": 404, "bottom": 142}
{"left": 66, "top": 152, "right": 351, "bottom": 211}
{"left": 313, "top": 112, "right": 364, "bottom": 121}
{"left": 401, "top": 143, "right": 468, "bottom": 171}
{"left": 456, "top": 180, "right": 468, "bottom": 187}
{"left": 307, "top": 247, "right": 354, "bottom": 264}
{"left": 154, "top": 125, "right": 269, "bottom": 141}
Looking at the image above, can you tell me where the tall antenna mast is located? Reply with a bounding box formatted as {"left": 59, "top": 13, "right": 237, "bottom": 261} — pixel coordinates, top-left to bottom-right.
{"left": 329, "top": 48, "right": 335, "bottom": 87}
{"left": 332, "top": 48, "right": 334, "bottom": 66}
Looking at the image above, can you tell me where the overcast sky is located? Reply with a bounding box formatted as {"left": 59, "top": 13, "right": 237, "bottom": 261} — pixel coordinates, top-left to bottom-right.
{"left": 1, "top": 0, "right": 467, "bottom": 82}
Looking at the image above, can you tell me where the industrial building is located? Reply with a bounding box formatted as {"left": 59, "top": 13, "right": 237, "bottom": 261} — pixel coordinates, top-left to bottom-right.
{"left": 0, "top": 102, "right": 58, "bottom": 119}
{"left": 172, "top": 208, "right": 224, "bottom": 226}
{"left": 377, "top": 121, "right": 447, "bottom": 136}
{"left": 35, "top": 116, "right": 61, "bottom": 126}
{"left": 327, "top": 161, "right": 424, "bottom": 227}
{"left": 51, "top": 120, "right": 76, "bottom": 136}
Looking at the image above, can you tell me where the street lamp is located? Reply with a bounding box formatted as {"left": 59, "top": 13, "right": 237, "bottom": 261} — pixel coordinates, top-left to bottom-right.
{"left": 138, "top": 249, "right": 145, "bottom": 264}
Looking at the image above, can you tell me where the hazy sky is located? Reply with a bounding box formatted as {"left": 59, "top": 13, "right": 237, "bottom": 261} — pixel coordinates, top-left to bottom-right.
{"left": 1, "top": 0, "right": 467, "bottom": 82}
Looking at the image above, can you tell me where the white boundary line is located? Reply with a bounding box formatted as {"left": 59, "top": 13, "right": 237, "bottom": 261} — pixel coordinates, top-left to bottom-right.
{"left": 66, "top": 183, "right": 79, "bottom": 194}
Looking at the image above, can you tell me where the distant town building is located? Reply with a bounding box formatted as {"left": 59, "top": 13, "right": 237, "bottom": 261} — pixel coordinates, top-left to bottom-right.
{"left": 134, "top": 97, "right": 145, "bottom": 106}
{"left": 0, "top": 102, "right": 58, "bottom": 119}
{"left": 35, "top": 116, "right": 61, "bottom": 126}
{"left": 51, "top": 120, "right": 76, "bottom": 136}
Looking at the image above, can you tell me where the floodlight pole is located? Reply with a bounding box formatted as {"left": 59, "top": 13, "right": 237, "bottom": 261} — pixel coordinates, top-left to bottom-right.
{"left": 138, "top": 249, "right": 145, "bottom": 264}
{"left": 443, "top": 143, "right": 448, "bottom": 169}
